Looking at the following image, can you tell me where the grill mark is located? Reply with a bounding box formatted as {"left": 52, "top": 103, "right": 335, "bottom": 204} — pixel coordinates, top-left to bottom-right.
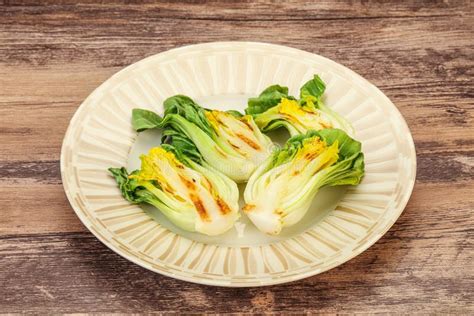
{"left": 202, "top": 177, "right": 213, "bottom": 191}
{"left": 204, "top": 179, "right": 231, "bottom": 215}
{"left": 164, "top": 185, "right": 175, "bottom": 195}
{"left": 304, "top": 152, "right": 319, "bottom": 160}
{"left": 240, "top": 117, "right": 254, "bottom": 130}
{"left": 320, "top": 121, "right": 332, "bottom": 129}
{"left": 179, "top": 175, "right": 196, "bottom": 190}
{"left": 216, "top": 117, "right": 226, "bottom": 125}
{"left": 229, "top": 141, "right": 249, "bottom": 157}
{"left": 216, "top": 198, "right": 231, "bottom": 215}
{"left": 236, "top": 133, "right": 261, "bottom": 150}
{"left": 275, "top": 208, "right": 284, "bottom": 216}
{"left": 163, "top": 185, "right": 187, "bottom": 202}
{"left": 190, "top": 194, "right": 210, "bottom": 221}
{"left": 215, "top": 146, "right": 228, "bottom": 158}
{"left": 178, "top": 174, "right": 210, "bottom": 221}
{"left": 242, "top": 204, "right": 255, "bottom": 213}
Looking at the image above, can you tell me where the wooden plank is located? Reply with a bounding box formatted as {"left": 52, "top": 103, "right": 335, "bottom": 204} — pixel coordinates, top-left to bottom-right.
{"left": 0, "top": 184, "right": 85, "bottom": 235}
{"left": 0, "top": 67, "right": 116, "bottom": 103}
{"left": 0, "top": 101, "right": 79, "bottom": 161}
{"left": 0, "top": 14, "right": 472, "bottom": 72}
{"left": 0, "top": 194, "right": 472, "bottom": 314}
{"left": 1, "top": 0, "right": 470, "bottom": 20}
{"left": 0, "top": 160, "right": 60, "bottom": 184}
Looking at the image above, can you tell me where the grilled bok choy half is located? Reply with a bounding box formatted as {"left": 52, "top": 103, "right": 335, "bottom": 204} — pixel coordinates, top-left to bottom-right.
{"left": 246, "top": 75, "right": 353, "bottom": 137}
{"left": 109, "top": 145, "right": 239, "bottom": 236}
{"left": 132, "top": 95, "right": 274, "bottom": 183}
{"left": 243, "top": 129, "right": 364, "bottom": 235}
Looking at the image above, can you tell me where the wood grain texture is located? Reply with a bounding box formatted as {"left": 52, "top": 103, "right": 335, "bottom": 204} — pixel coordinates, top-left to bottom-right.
{"left": 0, "top": 0, "right": 473, "bottom": 313}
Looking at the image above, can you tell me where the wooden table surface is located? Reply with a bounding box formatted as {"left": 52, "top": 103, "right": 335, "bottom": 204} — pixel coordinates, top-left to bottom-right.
{"left": 1, "top": 1, "right": 473, "bottom": 314}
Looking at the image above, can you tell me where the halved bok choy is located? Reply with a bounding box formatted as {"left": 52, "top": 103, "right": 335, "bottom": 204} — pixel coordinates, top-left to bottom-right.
{"left": 109, "top": 145, "right": 240, "bottom": 236}
{"left": 246, "top": 75, "right": 354, "bottom": 137}
{"left": 132, "top": 95, "right": 275, "bottom": 182}
{"left": 243, "top": 129, "right": 364, "bottom": 235}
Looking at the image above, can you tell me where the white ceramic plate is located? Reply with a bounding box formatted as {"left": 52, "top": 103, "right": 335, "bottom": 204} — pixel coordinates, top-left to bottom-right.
{"left": 61, "top": 42, "right": 416, "bottom": 287}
